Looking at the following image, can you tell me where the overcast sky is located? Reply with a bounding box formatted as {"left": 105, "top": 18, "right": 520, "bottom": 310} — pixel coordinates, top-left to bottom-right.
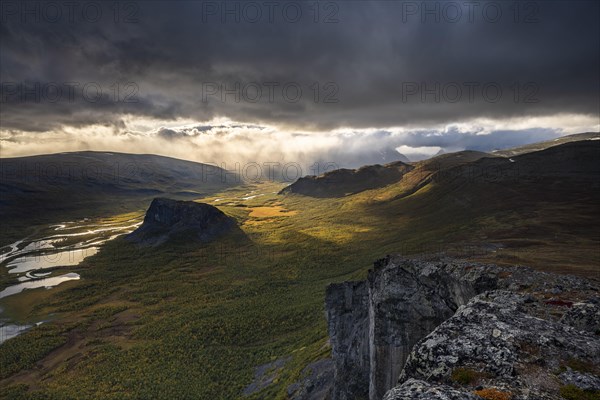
{"left": 1, "top": 0, "right": 598, "bottom": 167}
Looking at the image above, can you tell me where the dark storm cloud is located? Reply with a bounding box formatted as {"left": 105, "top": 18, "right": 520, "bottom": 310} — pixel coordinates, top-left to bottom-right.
{"left": 0, "top": 0, "right": 598, "bottom": 132}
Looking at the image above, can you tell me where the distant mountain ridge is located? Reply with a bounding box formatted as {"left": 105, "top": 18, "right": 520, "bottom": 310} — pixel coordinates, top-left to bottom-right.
{"left": 0, "top": 151, "right": 240, "bottom": 227}
{"left": 279, "top": 161, "right": 414, "bottom": 198}
{"left": 281, "top": 133, "right": 600, "bottom": 199}
{"left": 492, "top": 131, "right": 600, "bottom": 157}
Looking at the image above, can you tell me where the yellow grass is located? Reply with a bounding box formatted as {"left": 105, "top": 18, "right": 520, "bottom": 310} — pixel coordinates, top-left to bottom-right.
{"left": 248, "top": 206, "right": 298, "bottom": 218}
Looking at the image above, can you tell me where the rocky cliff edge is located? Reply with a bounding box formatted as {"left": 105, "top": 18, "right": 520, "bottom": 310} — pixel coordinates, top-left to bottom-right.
{"left": 325, "top": 257, "right": 600, "bottom": 400}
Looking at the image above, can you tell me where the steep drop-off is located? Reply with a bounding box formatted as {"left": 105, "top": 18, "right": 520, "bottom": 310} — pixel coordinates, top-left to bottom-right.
{"left": 326, "top": 257, "right": 600, "bottom": 400}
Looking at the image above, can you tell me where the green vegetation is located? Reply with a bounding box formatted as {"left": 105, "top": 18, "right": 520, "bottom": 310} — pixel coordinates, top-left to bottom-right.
{"left": 1, "top": 142, "right": 599, "bottom": 399}
{"left": 451, "top": 367, "right": 487, "bottom": 385}
{"left": 559, "top": 385, "right": 600, "bottom": 400}
{"left": 1, "top": 323, "right": 74, "bottom": 379}
{"left": 564, "top": 358, "right": 597, "bottom": 374}
{"left": 556, "top": 358, "right": 599, "bottom": 377}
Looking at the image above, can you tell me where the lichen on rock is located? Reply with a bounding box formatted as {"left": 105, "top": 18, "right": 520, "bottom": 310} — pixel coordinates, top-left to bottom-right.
{"left": 325, "top": 256, "right": 600, "bottom": 400}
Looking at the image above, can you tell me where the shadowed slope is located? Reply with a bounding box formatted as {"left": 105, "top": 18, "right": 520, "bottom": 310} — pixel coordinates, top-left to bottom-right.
{"left": 0, "top": 151, "right": 241, "bottom": 243}
{"left": 127, "top": 198, "right": 239, "bottom": 246}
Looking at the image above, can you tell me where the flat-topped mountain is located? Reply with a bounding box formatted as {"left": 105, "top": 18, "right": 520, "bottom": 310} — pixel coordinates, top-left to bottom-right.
{"left": 279, "top": 161, "right": 414, "bottom": 198}
{"left": 127, "top": 198, "right": 238, "bottom": 246}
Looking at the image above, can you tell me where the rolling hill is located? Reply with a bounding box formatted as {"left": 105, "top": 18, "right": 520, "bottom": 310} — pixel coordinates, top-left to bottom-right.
{"left": 0, "top": 151, "right": 241, "bottom": 242}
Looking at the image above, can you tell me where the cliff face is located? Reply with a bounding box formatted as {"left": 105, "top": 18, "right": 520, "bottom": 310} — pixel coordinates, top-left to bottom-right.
{"left": 325, "top": 257, "right": 600, "bottom": 400}
{"left": 326, "top": 281, "right": 370, "bottom": 399}
{"left": 366, "top": 258, "right": 502, "bottom": 400}
{"left": 326, "top": 257, "right": 502, "bottom": 400}
{"left": 127, "top": 198, "right": 238, "bottom": 246}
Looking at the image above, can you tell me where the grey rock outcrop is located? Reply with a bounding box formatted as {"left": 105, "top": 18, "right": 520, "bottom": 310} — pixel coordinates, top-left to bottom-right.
{"left": 287, "top": 359, "right": 335, "bottom": 400}
{"left": 127, "top": 198, "right": 237, "bottom": 246}
{"left": 397, "top": 290, "right": 600, "bottom": 399}
{"left": 325, "top": 256, "right": 600, "bottom": 400}
{"left": 243, "top": 357, "right": 291, "bottom": 397}
{"left": 326, "top": 257, "right": 505, "bottom": 400}
{"left": 560, "top": 298, "right": 600, "bottom": 334}
{"left": 382, "top": 379, "right": 480, "bottom": 400}
{"left": 559, "top": 368, "right": 600, "bottom": 391}
{"left": 366, "top": 258, "right": 504, "bottom": 400}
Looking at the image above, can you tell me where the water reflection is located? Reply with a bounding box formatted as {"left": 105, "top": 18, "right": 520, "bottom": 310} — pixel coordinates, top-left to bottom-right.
{"left": 0, "top": 273, "right": 81, "bottom": 299}
{"left": 7, "top": 248, "right": 99, "bottom": 274}
{"left": 0, "top": 323, "right": 33, "bottom": 344}
{"left": 0, "top": 216, "right": 142, "bottom": 343}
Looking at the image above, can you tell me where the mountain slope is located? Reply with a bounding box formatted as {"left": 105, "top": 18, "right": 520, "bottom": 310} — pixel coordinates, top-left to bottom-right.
{"left": 277, "top": 137, "right": 599, "bottom": 273}
{"left": 361, "top": 140, "right": 600, "bottom": 274}
{"left": 492, "top": 131, "right": 600, "bottom": 157}
{"left": 279, "top": 161, "right": 414, "bottom": 198}
{"left": 0, "top": 151, "right": 240, "bottom": 241}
